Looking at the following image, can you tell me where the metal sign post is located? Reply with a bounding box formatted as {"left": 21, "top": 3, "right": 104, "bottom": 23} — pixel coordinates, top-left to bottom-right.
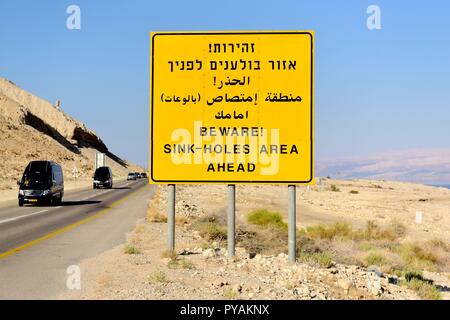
{"left": 288, "top": 185, "right": 296, "bottom": 262}
{"left": 167, "top": 184, "right": 176, "bottom": 252}
{"left": 227, "top": 184, "right": 236, "bottom": 257}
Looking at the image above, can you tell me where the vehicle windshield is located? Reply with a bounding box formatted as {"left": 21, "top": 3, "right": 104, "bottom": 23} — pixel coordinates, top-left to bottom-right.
{"left": 94, "top": 167, "right": 110, "bottom": 180}
{"left": 21, "top": 162, "right": 51, "bottom": 190}
{"left": 128, "top": 173, "right": 134, "bottom": 177}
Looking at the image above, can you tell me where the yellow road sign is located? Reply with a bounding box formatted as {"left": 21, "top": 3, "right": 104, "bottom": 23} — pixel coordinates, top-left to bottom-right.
{"left": 150, "top": 31, "right": 314, "bottom": 184}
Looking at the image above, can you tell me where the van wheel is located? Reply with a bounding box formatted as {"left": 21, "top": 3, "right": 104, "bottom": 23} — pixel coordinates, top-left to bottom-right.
{"left": 18, "top": 200, "right": 24, "bottom": 207}
{"left": 56, "top": 193, "right": 62, "bottom": 205}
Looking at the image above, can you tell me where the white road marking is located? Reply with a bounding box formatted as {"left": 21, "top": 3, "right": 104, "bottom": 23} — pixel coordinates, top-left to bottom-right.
{"left": 0, "top": 209, "right": 49, "bottom": 225}
{"left": 0, "top": 182, "right": 135, "bottom": 223}
{"left": 53, "top": 180, "right": 134, "bottom": 204}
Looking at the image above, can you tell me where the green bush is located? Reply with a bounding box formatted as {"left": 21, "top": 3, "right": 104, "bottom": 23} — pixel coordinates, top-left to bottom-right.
{"left": 148, "top": 270, "right": 168, "bottom": 283}
{"left": 364, "top": 253, "right": 388, "bottom": 266}
{"left": 299, "top": 251, "right": 333, "bottom": 268}
{"left": 405, "top": 279, "right": 441, "bottom": 300}
{"left": 247, "top": 209, "right": 287, "bottom": 230}
{"left": 396, "top": 244, "right": 438, "bottom": 271}
{"left": 124, "top": 245, "right": 141, "bottom": 255}
{"left": 306, "top": 222, "right": 353, "bottom": 240}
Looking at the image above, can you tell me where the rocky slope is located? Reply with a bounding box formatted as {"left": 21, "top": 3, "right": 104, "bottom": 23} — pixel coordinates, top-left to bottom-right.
{"left": 0, "top": 77, "right": 142, "bottom": 196}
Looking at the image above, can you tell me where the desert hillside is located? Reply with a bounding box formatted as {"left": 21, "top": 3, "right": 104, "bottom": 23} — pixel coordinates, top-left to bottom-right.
{"left": 0, "top": 77, "right": 143, "bottom": 198}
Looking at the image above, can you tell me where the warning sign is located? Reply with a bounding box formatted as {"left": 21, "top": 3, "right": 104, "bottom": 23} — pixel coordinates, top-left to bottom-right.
{"left": 150, "top": 31, "right": 314, "bottom": 183}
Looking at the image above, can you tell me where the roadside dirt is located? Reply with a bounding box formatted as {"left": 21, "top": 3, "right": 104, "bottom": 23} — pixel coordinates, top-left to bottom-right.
{"left": 61, "top": 179, "right": 450, "bottom": 300}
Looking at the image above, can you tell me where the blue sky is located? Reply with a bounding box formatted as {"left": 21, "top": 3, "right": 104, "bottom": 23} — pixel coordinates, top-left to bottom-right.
{"left": 1, "top": 0, "right": 449, "bottom": 168}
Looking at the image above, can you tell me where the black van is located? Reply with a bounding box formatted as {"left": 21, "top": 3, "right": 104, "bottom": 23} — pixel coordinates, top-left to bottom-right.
{"left": 93, "top": 166, "right": 113, "bottom": 189}
{"left": 18, "top": 161, "right": 64, "bottom": 207}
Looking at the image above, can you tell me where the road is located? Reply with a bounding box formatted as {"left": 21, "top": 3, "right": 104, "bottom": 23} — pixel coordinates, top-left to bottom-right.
{"left": 0, "top": 178, "right": 153, "bottom": 299}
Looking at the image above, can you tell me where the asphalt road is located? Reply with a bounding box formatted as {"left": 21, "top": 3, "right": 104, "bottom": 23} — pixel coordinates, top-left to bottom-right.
{"left": 0, "top": 178, "right": 153, "bottom": 299}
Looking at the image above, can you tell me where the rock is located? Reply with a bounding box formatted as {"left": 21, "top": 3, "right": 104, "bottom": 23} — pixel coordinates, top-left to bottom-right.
{"left": 366, "top": 274, "right": 382, "bottom": 296}
{"left": 211, "top": 280, "right": 229, "bottom": 287}
{"left": 236, "top": 247, "right": 247, "bottom": 256}
{"left": 388, "top": 276, "right": 399, "bottom": 285}
{"left": 202, "top": 248, "right": 215, "bottom": 258}
{"left": 253, "top": 286, "right": 261, "bottom": 293}
{"left": 232, "top": 284, "right": 242, "bottom": 293}
{"left": 370, "top": 287, "right": 381, "bottom": 296}
{"left": 277, "top": 253, "right": 287, "bottom": 259}
{"left": 329, "top": 268, "right": 339, "bottom": 275}
{"left": 337, "top": 279, "right": 352, "bottom": 291}
{"left": 316, "top": 292, "right": 327, "bottom": 300}
{"left": 367, "top": 265, "right": 383, "bottom": 277}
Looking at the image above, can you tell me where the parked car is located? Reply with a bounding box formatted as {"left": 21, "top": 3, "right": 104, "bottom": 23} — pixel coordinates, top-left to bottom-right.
{"left": 135, "top": 172, "right": 142, "bottom": 179}
{"left": 93, "top": 166, "right": 113, "bottom": 189}
{"left": 127, "top": 172, "right": 137, "bottom": 180}
{"left": 140, "top": 172, "right": 147, "bottom": 179}
{"left": 18, "top": 160, "right": 64, "bottom": 206}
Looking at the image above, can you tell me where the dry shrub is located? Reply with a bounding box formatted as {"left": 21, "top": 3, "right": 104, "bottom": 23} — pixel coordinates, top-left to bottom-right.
{"left": 330, "top": 184, "right": 340, "bottom": 192}
{"left": 405, "top": 279, "right": 441, "bottom": 300}
{"left": 300, "top": 251, "right": 333, "bottom": 268}
{"left": 168, "top": 257, "right": 195, "bottom": 270}
{"left": 176, "top": 216, "right": 190, "bottom": 225}
{"left": 197, "top": 222, "right": 227, "bottom": 241}
{"left": 237, "top": 225, "right": 287, "bottom": 255}
{"left": 191, "top": 214, "right": 227, "bottom": 242}
{"left": 305, "top": 222, "right": 353, "bottom": 240}
{"left": 304, "top": 220, "right": 406, "bottom": 242}
{"left": 161, "top": 250, "right": 177, "bottom": 260}
{"left": 147, "top": 270, "right": 168, "bottom": 283}
{"left": 151, "top": 188, "right": 161, "bottom": 205}
{"left": 147, "top": 206, "right": 167, "bottom": 223}
{"left": 358, "top": 220, "right": 406, "bottom": 241}
{"left": 396, "top": 243, "right": 442, "bottom": 271}
{"left": 192, "top": 215, "right": 227, "bottom": 242}
{"left": 135, "top": 224, "right": 146, "bottom": 234}
{"left": 400, "top": 271, "right": 442, "bottom": 300}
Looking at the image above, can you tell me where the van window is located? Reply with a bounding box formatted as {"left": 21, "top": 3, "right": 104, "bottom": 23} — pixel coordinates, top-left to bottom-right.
{"left": 22, "top": 161, "right": 52, "bottom": 189}
{"left": 52, "top": 165, "right": 63, "bottom": 184}
{"left": 26, "top": 161, "right": 50, "bottom": 174}
{"left": 94, "top": 167, "right": 110, "bottom": 180}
